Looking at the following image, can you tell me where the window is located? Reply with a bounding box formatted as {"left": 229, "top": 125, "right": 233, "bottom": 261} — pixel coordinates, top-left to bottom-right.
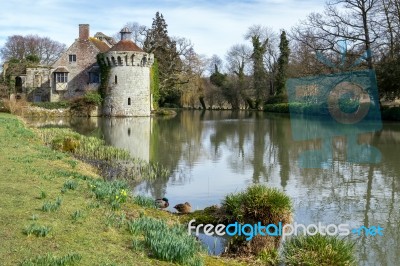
{"left": 69, "top": 54, "right": 76, "bottom": 62}
{"left": 15, "top": 77, "right": 23, "bottom": 93}
{"left": 114, "top": 75, "right": 118, "bottom": 84}
{"left": 128, "top": 98, "right": 131, "bottom": 105}
{"left": 89, "top": 72, "right": 100, "bottom": 84}
{"left": 55, "top": 72, "right": 68, "bottom": 83}
{"left": 117, "top": 56, "right": 123, "bottom": 66}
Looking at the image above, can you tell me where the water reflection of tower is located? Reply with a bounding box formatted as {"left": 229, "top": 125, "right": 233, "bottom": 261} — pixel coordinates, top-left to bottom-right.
{"left": 101, "top": 117, "right": 151, "bottom": 162}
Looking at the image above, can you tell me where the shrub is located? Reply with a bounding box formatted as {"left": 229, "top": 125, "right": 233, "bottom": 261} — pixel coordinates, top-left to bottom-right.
{"left": 222, "top": 184, "right": 292, "bottom": 225}
{"left": 32, "top": 101, "right": 70, "bottom": 110}
{"left": 381, "top": 106, "right": 400, "bottom": 121}
{"left": 264, "top": 103, "right": 290, "bottom": 113}
{"left": 265, "top": 94, "right": 288, "bottom": 104}
{"left": 282, "top": 234, "right": 356, "bottom": 266}
{"left": 2, "top": 98, "right": 29, "bottom": 115}
{"left": 84, "top": 90, "right": 102, "bottom": 106}
{"left": 70, "top": 91, "right": 102, "bottom": 117}
{"left": 221, "top": 184, "right": 292, "bottom": 256}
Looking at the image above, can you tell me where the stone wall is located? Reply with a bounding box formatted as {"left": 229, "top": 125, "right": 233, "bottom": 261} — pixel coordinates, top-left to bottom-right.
{"left": 51, "top": 39, "right": 100, "bottom": 101}
{"left": 101, "top": 117, "right": 151, "bottom": 161}
{"left": 103, "top": 51, "right": 153, "bottom": 117}
{"left": 25, "top": 67, "right": 52, "bottom": 102}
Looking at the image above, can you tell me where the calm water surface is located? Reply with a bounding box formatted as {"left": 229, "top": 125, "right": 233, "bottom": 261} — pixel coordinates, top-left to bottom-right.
{"left": 26, "top": 110, "right": 400, "bottom": 266}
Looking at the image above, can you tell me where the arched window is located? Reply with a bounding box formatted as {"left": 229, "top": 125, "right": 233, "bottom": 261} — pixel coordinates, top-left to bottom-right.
{"left": 106, "top": 57, "right": 111, "bottom": 66}
{"left": 111, "top": 56, "right": 116, "bottom": 66}
{"left": 15, "top": 77, "right": 23, "bottom": 93}
{"left": 128, "top": 97, "right": 131, "bottom": 105}
{"left": 131, "top": 54, "right": 135, "bottom": 65}
{"left": 141, "top": 56, "right": 147, "bottom": 66}
{"left": 117, "top": 56, "right": 122, "bottom": 66}
{"left": 114, "top": 75, "right": 118, "bottom": 84}
{"left": 128, "top": 128, "right": 131, "bottom": 136}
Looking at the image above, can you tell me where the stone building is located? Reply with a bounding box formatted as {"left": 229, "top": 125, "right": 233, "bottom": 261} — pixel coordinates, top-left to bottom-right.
{"left": 101, "top": 27, "right": 154, "bottom": 116}
{"left": 7, "top": 24, "right": 154, "bottom": 116}
{"left": 11, "top": 24, "right": 113, "bottom": 102}
{"left": 50, "top": 24, "right": 113, "bottom": 101}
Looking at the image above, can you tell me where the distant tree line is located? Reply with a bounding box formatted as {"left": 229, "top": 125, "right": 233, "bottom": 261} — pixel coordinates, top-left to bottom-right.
{"left": 2, "top": 1, "right": 400, "bottom": 107}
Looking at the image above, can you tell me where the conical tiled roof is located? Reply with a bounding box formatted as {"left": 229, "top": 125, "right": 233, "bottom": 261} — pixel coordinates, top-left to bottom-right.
{"left": 108, "top": 40, "right": 144, "bottom": 52}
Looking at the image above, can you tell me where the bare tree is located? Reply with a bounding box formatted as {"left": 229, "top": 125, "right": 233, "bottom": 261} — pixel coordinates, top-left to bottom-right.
{"left": 208, "top": 54, "right": 224, "bottom": 75}
{"left": 0, "top": 35, "right": 66, "bottom": 65}
{"left": 291, "top": 0, "right": 380, "bottom": 69}
{"left": 114, "top": 22, "right": 147, "bottom": 47}
{"left": 225, "top": 44, "right": 252, "bottom": 77}
{"left": 225, "top": 44, "right": 252, "bottom": 109}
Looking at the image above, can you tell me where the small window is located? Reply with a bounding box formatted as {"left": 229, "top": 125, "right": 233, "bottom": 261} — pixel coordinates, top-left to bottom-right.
{"left": 55, "top": 72, "right": 68, "bottom": 83}
{"left": 15, "top": 76, "right": 23, "bottom": 93}
{"left": 117, "top": 56, "right": 123, "bottom": 65}
{"left": 114, "top": 75, "right": 118, "bottom": 84}
{"left": 89, "top": 72, "right": 100, "bottom": 84}
{"left": 128, "top": 98, "right": 131, "bottom": 105}
{"left": 69, "top": 54, "right": 76, "bottom": 62}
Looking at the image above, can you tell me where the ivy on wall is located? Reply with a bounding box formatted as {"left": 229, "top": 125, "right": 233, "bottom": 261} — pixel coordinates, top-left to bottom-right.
{"left": 96, "top": 53, "right": 111, "bottom": 101}
{"left": 150, "top": 58, "right": 160, "bottom": 109}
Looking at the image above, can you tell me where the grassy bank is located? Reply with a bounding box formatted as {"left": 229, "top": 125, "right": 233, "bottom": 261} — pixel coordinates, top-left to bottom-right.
{"left": 0, "top": 113, "right": 243, "bottom": 266}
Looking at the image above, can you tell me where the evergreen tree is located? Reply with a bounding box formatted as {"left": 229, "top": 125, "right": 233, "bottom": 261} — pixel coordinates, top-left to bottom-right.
{"left": 144, "top": 12, "right": 182, "bottom": 106}
{"left": 210, "top": 65, "right": 226, "bottom": 88}
{"left": 275, "top": 31, "right": 290, "bottom": 95}
{"left": 250, "top": 35, "right": 268, "bottom": 107}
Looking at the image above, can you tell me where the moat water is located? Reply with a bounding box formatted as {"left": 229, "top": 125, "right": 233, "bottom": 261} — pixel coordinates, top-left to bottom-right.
{"left": 25, "top": 110, "right": 400, "bottom": 265}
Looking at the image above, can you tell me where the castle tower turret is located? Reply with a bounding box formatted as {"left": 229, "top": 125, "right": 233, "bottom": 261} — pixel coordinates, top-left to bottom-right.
{"left": 102, "top": 28, "right": 154, "bottom": 116}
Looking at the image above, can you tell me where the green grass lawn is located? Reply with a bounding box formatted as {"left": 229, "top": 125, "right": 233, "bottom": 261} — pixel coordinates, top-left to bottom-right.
{"left": 0, "top": 113, "right": 244, "bottom": 266}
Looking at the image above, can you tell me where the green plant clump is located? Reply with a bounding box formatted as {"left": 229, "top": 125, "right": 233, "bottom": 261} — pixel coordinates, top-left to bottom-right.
{"left": 63, "top": 179, "right": 78, "bottom": 191}
{"left": 127, "top": 216, "right": 204, "bottom": 266}
{"left": 282, "top": 234, "right": 356, "bottom": 266}
{"left": 41, "top": 197, "right": 62, "bottom": 212}
{"left": 222, "top": 184, "right": 292, "bottom": 225}
{"left": 88, "top": 179, "right": 128, "bottom": 210}
{"left": 132, "top": 195, "right": 156, "bottom": 208}
{"left": 23, "top": 223, "right": 51, "bottom": 237}
{"left": 20, "top": 253, "right": 82, "bottom": 266}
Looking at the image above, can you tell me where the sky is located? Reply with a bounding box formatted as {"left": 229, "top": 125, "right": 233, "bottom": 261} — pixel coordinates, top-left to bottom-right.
{"left": 0, "top": 0, "right": 326, "bottom": 60}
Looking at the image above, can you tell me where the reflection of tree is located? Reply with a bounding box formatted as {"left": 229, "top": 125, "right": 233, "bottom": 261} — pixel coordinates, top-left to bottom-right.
{"left": 294, "top": 124, "right": 400, "bottom": 266}
{"left": 266, "top": 114, "right": 292, "bottom": 187}
{"left": 144, "top": 111, "right": 205, "bottom": 198}
{"left": 249, "top": 112, "right": 268, "bottom": 183}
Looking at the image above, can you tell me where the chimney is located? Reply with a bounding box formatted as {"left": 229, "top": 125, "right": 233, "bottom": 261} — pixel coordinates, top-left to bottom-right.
{"left": 79, "top": 24, "right": 89, "bottom": 40}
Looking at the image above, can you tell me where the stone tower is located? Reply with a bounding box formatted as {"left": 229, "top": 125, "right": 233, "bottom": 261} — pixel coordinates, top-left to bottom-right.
{"left": 103, "top": 27, "right": 154, "bottom": 116}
